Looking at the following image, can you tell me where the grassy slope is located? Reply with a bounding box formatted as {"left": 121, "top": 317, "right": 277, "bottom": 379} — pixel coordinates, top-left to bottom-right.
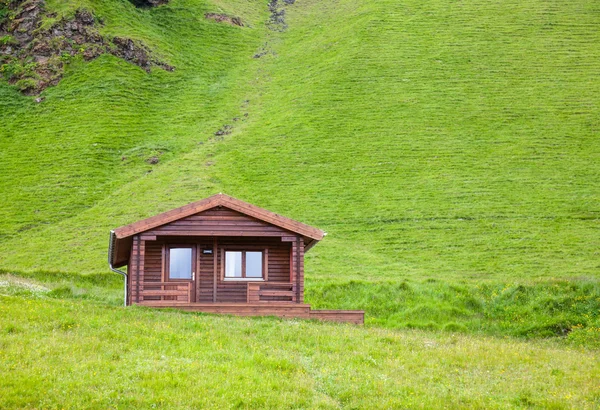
{"left": 0, "top": 0, "right": 264, "bottom": 242}
{"left": 1, "top": 0, "right": 598, "bottom": 335}
{"left": 1, "top": 0, "right": 598, "bottom": 280}
{"left": 0, "top": 0, "right": 599, "bottom": 406}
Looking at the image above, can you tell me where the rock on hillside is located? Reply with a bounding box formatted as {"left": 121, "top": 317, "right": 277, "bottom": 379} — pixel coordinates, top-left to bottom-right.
{"left": 0, "top": 0, "right": 173, "bottom": 95}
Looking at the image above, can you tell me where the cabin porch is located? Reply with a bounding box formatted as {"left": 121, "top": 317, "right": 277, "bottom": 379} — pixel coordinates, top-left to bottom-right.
{"left": 138, "top": 301, "right": 364, "bottom": 324}
{"left": 133, "top": 281, "right": 364, "bottom": 324}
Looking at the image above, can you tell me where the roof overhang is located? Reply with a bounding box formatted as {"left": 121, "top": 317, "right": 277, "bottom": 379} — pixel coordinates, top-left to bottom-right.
{"left": 108, "top": 194, "right": 325, "bottom": 267}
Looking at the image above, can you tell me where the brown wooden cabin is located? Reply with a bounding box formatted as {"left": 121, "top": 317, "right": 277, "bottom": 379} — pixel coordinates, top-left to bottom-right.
{"left": 108, "top": 194, "right": 364, "bottom": 324}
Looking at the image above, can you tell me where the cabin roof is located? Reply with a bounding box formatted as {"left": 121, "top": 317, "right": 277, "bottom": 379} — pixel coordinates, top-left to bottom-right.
{"left": 109, "top": 193, "right": 325, "bottom": 268}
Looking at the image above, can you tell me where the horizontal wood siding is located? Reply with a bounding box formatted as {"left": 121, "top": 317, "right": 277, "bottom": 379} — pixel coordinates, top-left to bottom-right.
{"left": 143, "top": 241, "right": 163, "bottom": 301}
{"left": 147, "top": 207, "right": 295, "bottom": 238}
{"left": 215, "top": 237, "right": 293, "bottom": 303}
{"left": 135, "top": 236, "right": 295, "bottom": 305}
{"left": 198, "top": 242, "right": 214, "bottom": 303}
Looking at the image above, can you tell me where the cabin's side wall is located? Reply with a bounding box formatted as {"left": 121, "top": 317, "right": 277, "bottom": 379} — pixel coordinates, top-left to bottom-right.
{"left": 128, "top": 235, "right": 144, "bottom": 305}
{"left": 297, "top": 237, "right": 304, "bottom": 304}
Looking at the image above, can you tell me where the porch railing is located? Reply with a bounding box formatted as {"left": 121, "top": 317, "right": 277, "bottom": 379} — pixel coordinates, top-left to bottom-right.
{"left": 140, "top": 282, "right": 192, "bottom": 303}
{"left": 247, "top": 282, "right": 296, "bottom": 303}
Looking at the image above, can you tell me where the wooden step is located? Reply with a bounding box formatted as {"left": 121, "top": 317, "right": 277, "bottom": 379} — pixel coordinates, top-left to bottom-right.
{"left": 309, "top": 310, "right": 365, "bottom": 325}
{"left": 135, "top": 302, "right": 364, "bottom": 324}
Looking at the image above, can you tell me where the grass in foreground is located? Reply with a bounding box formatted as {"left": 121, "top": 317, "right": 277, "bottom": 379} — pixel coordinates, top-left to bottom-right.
{"left": 2, "top": 271, "right": 599, "bottom": 348}
{"left": 1, "top": 294, "right": 599, "bottom": 409}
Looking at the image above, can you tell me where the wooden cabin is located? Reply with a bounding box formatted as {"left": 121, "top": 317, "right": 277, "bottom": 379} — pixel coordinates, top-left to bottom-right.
{"left": 108, "top": 194, "right": 364, "bottom": 324}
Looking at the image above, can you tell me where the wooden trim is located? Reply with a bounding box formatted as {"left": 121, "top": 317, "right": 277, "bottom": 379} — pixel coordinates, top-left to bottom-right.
{"left": 289, "top": 243, "right": 294, "bottom": 283}
{"left": 161, "top": 244, "right": 166, "bottom": 282}
{"left": 295, "top": 237, "right": 301, "bottom": 304}
{"left": 222, "top": 249, "right": 267, "bottom": 280}
{"left": 140, "top": 234, "right": 156, "bottom": 241}
{"left": 136, "top": 302, "right": 364, "bottom": 324}
{"left": 135, "top": 236, "right": 141, "bottom": 303}
{"left": 213, "top": 238, "right": 217, "bottom": 303}
{"left": 139, "top": 238, "right": 145, "bottom": 303}
{"left": 164, "top": 244, "right": 196, "bottom": 282}
{"left": 216, "top": 244, "right": 270, "bottom": 250}
{"left": 126, "top": 263, "right": 131, "bottom": 306}
{"left": 242, "top": 251, "right": 246, "bottom": 277}
{"left": 195, "top": 244, "right": 201, "bottom": 303}
{"left": 247, "top": 283, "right": 260, "bottom": 303}
{"left": 139, "top": 282, "right": 193, "bottom": 303}
{"left": 264, "top": 248, "right": 269, "bottom": 281}
{"left": 220, "top": 248, "right": 225, "bottom": 281}
{"left": 298, "top": 237, "right": 304, "bottom": 303}
{"left": 145, "top": 231, "right": 287, "bottom": 237}
{"left": 112, "top": 193, "right": 324, "bottom": 241}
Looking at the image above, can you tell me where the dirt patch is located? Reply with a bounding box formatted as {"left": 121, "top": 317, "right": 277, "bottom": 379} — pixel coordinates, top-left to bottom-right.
{"left": 128, "top": 0, "right": 169, "bottom": 8}
{"left": 214, "top": 124, "right": 233, "bottom": 138}
{"left": 267, "top": 0, "right": 295, "bottom": 32}
{"left": 253, "top": 42, "right": 271, "bottom": 59}
{"left": 0, "top": 0, "right": 174, "bottom": 95}
{"left": 204, "top": 13, "right": 243, "bottom": 27}
{"left": 146, "top": 156, "right": 160, "bottom": 165}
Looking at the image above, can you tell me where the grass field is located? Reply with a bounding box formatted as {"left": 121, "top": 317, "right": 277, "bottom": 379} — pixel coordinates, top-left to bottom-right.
{"left": 0, "top": 0, "right": 599, "bottom": 406}
{"left": 1, "top": 278, "right": 599, "bottom": 409}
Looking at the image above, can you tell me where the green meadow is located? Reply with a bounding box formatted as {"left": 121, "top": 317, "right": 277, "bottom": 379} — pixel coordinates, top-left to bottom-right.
{"left": 1, "top": 0, "right": 599, "bottom": 407}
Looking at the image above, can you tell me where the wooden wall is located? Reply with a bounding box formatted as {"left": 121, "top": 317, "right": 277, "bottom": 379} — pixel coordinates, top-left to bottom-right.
{"left": 125, "top": 206, "right": 306, "bottom": 305}
{"left": 135, "top": 236, "right": 293, "bottom": 304}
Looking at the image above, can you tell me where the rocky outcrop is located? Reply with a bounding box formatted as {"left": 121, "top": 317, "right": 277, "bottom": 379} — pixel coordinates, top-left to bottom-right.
{"left": 0, "top": 0, "right": 173, "bottom": 95}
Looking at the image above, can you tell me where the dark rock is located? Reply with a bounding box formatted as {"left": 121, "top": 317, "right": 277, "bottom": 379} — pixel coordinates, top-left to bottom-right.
{"left": 75, "top": 9, "right": 94, "bottom": 25}
{"left": 214, "top": 124, "right": 233, "bottom": 137}
{"left": 128, "top": 0, "right": 169, "bottom": 8}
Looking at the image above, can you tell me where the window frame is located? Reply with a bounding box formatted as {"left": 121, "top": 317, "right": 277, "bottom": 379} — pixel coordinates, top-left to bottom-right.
{"left": 221, "top": 248, "right": 268, "bottom": 282}
{"left": 164, "top": 244, "right": 196, "bottom": 282}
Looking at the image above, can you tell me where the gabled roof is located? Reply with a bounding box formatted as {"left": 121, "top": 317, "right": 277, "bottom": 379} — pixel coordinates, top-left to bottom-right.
{"left": 109, "top": 194, "right": 325, "bottom": 268}
{"left": 113, "top": 193, "right": 324, "bottom": 240}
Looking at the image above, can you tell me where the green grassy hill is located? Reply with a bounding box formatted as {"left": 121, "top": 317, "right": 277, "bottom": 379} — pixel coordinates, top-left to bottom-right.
{"left": 2, "top": 0, "right": 598, "bottom": 333}
{"left": 1, "top": 0, "right": 599, "bottom": 406}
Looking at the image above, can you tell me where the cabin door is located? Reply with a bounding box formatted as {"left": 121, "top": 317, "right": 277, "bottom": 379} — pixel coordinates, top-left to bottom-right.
{"left": 165, "top": 245, "right": 197, "bottom": 303}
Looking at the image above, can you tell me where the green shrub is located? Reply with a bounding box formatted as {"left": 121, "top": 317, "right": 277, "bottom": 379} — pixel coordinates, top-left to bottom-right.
{"left": 15, "top": 78, "right": 37, "bottom": 92}
{"left": 0, "top": 35, "right": 16, "bottom": 46}
{"left": 0, "top": 7, "right": 7, "bottom": 24}
{"left": 566, "top": 325, "right": 600, "bottom": 348}
{"left": 47, "top": 286, "right": 75, "bottom": 299}
{"left": 443, "top": 322, "right": 468, "bottom": 333}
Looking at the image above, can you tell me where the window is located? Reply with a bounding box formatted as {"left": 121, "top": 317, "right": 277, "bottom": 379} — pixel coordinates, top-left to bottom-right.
{"left": 224, "top": 250, "right": 264, "bottom": 280}
{"left": 225, "top": 251, "right": 242, "bottom": 278}
{"left": 168, "top": 247, "right": 193, "bottom": 280}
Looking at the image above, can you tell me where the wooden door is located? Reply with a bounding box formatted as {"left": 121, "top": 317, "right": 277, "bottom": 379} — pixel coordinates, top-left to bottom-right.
{"left": 165, "top": 245, "right": 196, "bottom": 303}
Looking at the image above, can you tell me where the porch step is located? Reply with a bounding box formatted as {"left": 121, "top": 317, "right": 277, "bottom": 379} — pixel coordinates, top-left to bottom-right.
{"left": 138, "top": 302, "right": 364, "bottom": 324}
{"left": 309, "top": 310, "right": 365, "bottom": 325}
